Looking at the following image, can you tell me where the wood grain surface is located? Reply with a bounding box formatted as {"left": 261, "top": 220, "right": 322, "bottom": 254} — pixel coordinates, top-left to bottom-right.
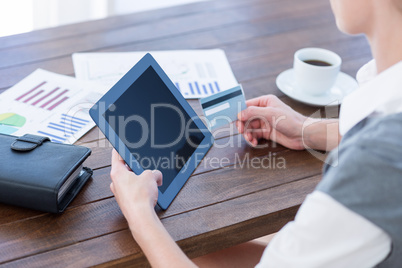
{"left": 0, "top": 0, "right": 371, "bottom": 266}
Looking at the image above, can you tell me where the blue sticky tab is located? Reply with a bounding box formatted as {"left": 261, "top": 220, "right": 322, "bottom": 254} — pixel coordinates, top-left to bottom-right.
{"left": 200, "top": 85, "right": 246, "bottom": 130}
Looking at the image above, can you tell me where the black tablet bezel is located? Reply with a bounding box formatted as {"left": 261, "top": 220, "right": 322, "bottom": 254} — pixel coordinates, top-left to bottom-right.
{"left": 89, "top": 53, "right": 214, "bottom": 210}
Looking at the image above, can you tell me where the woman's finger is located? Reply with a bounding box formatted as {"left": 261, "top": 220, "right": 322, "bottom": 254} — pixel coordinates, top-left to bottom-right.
{"left": 246, "top": 118, "right": 261, "bottom": 130}
{"left": 236, "top": 120, "right": 244, "bottom": 133}
{"left": 110, "top": 182, "right": 115, "bottom": 194}
{"left": 112, "top": 150, "right": 126, "bottom": 168}
{"left": 152, "top": 170, "right": 163, "bottom": 186}
{"left": 245, "top": 96, "right": 265, "bottom": 107}
{"left": 111, "top": 149, "right": 130, "bottom": 181}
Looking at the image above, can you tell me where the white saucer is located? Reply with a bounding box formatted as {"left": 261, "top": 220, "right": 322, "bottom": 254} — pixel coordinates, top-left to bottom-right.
{"left": 276, "top": 69, "right": 358, "bottom": 107}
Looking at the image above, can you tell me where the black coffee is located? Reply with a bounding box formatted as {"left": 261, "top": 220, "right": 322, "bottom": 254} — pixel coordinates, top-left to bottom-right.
{"left": 303, "top": 60, "right": 332, "bottom": 67}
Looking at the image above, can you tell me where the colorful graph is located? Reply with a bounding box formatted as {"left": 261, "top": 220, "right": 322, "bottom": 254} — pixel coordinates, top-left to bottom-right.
{"left": 0, "top": 113, "right": 26, "bottom": 135}
{"left": 0, "top": 69, "right": 100, "bottom": 145}
{"left": 15, "top": 81, "right": 70, "bottom": 110}
{"left": 37, "top": 114, "right": 90, "bottom": 143}
{"left": 169, "top": 59, "right": 221, "bottom": 98}
{"left": 175, "top": 81, "right": 221, "bottom": 97}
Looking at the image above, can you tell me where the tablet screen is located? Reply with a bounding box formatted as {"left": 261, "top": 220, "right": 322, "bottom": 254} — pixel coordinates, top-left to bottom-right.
{"left": 103, "top": 66, "right": 205, "bottom": 193}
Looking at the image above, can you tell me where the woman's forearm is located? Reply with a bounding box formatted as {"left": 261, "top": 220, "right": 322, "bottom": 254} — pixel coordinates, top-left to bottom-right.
{"left": 302, "top": 118, "right": 341, "bottom": 151}
{"left": 127, "top": 204, "right": 196, "bottom": 268}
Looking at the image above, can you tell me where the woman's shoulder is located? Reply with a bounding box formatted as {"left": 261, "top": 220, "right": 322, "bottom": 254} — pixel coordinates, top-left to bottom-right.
{"left": 318, "top": 112, "right": 402, "bottom": 200}
{"left": 341, "top": 112, "right": 402, "bottom": 158}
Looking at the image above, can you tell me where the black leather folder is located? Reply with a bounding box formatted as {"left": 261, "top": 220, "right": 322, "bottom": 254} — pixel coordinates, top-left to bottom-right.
{"left": 0, "top": 134, "right": 93, "bottom": 213}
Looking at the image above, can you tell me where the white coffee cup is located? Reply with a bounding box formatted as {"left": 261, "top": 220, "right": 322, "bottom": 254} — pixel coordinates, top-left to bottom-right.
{"left": 293, "top": 48, "right": 342, "bottom": 96}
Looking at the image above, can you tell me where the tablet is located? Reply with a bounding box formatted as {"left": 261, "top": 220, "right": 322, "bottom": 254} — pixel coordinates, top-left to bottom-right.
{"left": 89, "top": 53, "right": 214, "bottom": 210}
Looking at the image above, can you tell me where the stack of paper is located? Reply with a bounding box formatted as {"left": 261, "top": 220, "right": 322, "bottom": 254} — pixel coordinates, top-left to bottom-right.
{"left": 73, "top": 49, "right": 238, "bottom": 99}
{"left": 0, "top": 69, "right": 107, "bottom": 144}
{"left": 0, "top": 49, "right": 238, "bottom": 144}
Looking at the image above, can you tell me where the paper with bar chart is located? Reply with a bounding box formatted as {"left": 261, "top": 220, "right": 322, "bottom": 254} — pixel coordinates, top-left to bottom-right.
{"left": 73, "top": 49, "right": 238, "bottom": 99}
{"left": 0, "top": 69, "right": 107, "bottom": 144}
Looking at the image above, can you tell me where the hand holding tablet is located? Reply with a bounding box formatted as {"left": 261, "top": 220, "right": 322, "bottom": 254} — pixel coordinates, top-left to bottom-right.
{"left": 90, "top": 53, "right": 214, "bottom": 210}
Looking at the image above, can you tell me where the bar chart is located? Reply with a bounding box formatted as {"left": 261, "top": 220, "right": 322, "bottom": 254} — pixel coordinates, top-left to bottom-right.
{"left": 15, "top": 81, "right": 70, "bottom": 111}
{"left": 37, "top": 114, "right": 91, "bottom": 143}
{"left": 175, "top": 81, "right": 221, "bottom": 97}
{"left": 73, "top": 50, "right": 239, "bottom": 99}
{"left": 0, "top": 69, "right": 102, "bottom": 144}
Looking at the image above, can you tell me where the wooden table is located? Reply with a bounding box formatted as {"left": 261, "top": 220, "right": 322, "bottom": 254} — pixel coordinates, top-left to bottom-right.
{"left": 0, "top": 0, "right": 371, "bottom": 266}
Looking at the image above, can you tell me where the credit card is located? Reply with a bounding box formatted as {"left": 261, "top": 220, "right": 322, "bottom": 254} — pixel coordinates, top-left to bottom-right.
{"left": 200, "top": 84, "right": 246, "bottom": 130}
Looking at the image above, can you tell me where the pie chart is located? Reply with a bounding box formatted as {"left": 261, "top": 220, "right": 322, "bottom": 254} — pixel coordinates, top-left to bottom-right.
{"left": 0, "top": 113, "right": 26, "bottom": 135}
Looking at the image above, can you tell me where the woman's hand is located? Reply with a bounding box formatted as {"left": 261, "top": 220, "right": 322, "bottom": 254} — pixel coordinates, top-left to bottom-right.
{"left": 109, "top": 150, "right": 196, "bottom": 268}
{"left": 237, "top": 95, "right": 307, "bottom": 150}
{"left": 110, "top": 149, "right": 162, "bottom": 222}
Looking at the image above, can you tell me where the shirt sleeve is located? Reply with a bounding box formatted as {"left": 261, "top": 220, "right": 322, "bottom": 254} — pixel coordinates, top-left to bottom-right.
{"left": 255, "top": 191, "right": 391, "bottom": 268}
